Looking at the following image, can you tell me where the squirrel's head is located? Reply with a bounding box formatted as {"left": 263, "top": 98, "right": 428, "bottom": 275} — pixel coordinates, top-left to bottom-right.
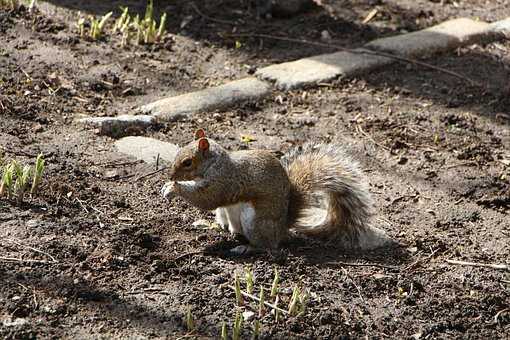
{"left": 170, "top": 129, "right": 213, "bottom": 181}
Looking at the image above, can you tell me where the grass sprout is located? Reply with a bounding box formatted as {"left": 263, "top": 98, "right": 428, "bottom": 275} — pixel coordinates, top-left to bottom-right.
{"left": 258, "top": 285, "right": 265, "bottom": 317}
{"left": 270, "top": 267, "right": 279, "bottom": 299}
{"left": 76, "top": 17, "right": 85, "bottom": 38}
{"left": 0, "top": 162, "right": 14, "bottom": 198}
{"left": 31, "top": 153, "right": 44, "bottom": 194}
{"left": 288, "top": 285, "right": 300, "bottom": 316}
{"left": 221, "top": 321, "right": 228, "bottom": 340}
{"left": 185, "top": 306, "right": 194, "bottom": 332}
{"left": 273, "top": 295, "right": 280, "bottom": 323}
{"left": 252, "top": 319, "right": 260, "bottom": 340}
{"left": 234, "top": 272, "right": 244, "bottom": 306}
{"left": 14, "top": 165, "right": 32, "bottom": 202}
{"left": 232, "top": 310, "right": 243, "bottom": 340}
{"left": 89, "top": 11, "right": 113, "bottom": 40}
{"left": 245, "top": 266, "right": 254, "bottom": 294}
{"left": 113, "top": 6, "right": 130, "bottom": 33}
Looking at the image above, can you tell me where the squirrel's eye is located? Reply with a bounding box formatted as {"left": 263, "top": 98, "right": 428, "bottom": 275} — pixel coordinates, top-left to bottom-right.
{"left": 182, "top": 158, "right": 192, "bottom": 168}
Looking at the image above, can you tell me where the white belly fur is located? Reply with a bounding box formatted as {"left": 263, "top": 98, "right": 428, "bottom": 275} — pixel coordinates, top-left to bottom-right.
{"left": 222, "top": 202, "right": 255, "bottom": 236}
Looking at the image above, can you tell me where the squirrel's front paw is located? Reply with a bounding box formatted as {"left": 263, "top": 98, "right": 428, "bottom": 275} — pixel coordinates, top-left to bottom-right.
{"left": 161, "top": 181, "right": 175, "bottom": 200}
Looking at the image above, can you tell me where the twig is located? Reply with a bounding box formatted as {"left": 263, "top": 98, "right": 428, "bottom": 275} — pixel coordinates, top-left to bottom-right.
{"left": 341, "top": 268, "right": 365, "bottom": 302}
{"left": 4, "top": 238, "right": 57, "bottom": 263}
{"left": 190, "top": 2, "right": 237, "bottom": 25}
{"left": 0, "top": 256, "right": 52, "bottom": 264}
{"left": 90, "top": 160, "right": 142, "bottom": 168}
{"left": 501, "top": 279, "right": 510, "bottom": 284}
{"left": 75, "top": 197, "right": 89, "bottom": 214}
{"left": 223, "top": 33, "right": 485, "bottom": 88}
{"left": 134, "top": 166, "right": 168, "bottom": 182}
{"left": 356, "top": 125, "right": 390, "bottom": 151}
{"left": 446, "top": 259, "right": 509, "bottom": 272}
{"left": 326, "top": 261, "right": 398, "bottom": 270}
{"left": 227, "top": 285, "right": 290, "bottom": 315}
{"left": 125, "top": 288, "right": 173, "bottom": 295}
{"left": 173, "top": 250, "right": 203, "bottom": 262}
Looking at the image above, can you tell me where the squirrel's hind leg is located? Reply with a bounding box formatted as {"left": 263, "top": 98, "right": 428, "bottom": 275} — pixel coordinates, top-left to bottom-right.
{"left": 239, "top": 203, "right": 287, "bottom": 252}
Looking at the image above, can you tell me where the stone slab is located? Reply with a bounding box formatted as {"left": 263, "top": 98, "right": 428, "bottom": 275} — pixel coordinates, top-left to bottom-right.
{"left": 138, "top": 77, "right": 271, "bottom": 121}
{"left": 77, "top": 115, "right": 155, "bottom": 137}
{"left": 255, "top": 17, "right": 497, "bottom": 90}
{"left": 114, "top": 136, "right": 179, "bottom": 164}
{"left": 364, "top": 18, "right": 490, "bottom": 57}
{"left": 256, "top": 49, "right": 392, "bottom": 90}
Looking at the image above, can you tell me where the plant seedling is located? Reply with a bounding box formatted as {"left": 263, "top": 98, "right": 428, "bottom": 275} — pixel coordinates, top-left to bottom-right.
{"left": 14, "top": 165, "right": 32, "bottom": 203}
{"left": 0, "top": 162, "right": 14, "bottom": 198}
{"left": 234, "top": 271, "right": 244, "bottom": 306}
{"left": 76, "top": 17, "right": 85, "bottom": 38}
{"left": 89, "top": 11, "right": 113, "bottom": 40}
{"left": 288, "top": 285, "right": 300, "bottom": 316}
{"left": 31, "top": 153, "right": 44, "bottom": 194}
{"left": 270, "top": 267, "right": 279, "bottom": 299}
{"left": 252, "top": 319, "right": 260, "bottom": 340}
{"left": 221, "top": 321, "right": 228, "bottom": 340}
{"left": 245, "top": 266, "right": 254, "bottom": 294}
{"left": 258, "top": 285, "right": 265, "bottom": 317}
{"left": 185, "top": 306, "right": 194, "bottom": 332}
{"left": 232, "top": 310, "right": 243, "bottom": 340}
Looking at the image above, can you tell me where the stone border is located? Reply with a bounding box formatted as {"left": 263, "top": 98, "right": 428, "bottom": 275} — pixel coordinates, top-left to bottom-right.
{"left": 77, "top": 17, "right": 510, "bottom": 135}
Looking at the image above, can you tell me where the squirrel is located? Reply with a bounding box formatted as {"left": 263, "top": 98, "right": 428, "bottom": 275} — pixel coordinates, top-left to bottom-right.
{"left": 161, "top": 129, "right": 391, "bottom": 255}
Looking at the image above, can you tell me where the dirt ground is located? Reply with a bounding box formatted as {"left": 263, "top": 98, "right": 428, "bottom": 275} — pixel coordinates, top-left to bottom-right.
{"left": 1, "top": 1, "right": 509, "bottom": 339}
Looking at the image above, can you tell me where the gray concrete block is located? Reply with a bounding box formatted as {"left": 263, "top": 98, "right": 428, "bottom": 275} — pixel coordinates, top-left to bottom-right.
{"left": 256, "top": 49, "right": 392, "bottom": 90}
{"left": 114, "top": 136, "right": 179, "bottom": 164}
{"left": 365, "top": 18, "right": 490, "bottom": 57}
{"left": 138, "top": 77, "right": 271, "bottom": 122}
{"left": 77, "top": 115, "right": 155, "bottom": 137}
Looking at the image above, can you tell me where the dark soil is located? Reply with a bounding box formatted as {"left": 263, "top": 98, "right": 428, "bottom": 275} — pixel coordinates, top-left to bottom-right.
{"left": 1, "top": 1, "right": 509, "bottom": 339}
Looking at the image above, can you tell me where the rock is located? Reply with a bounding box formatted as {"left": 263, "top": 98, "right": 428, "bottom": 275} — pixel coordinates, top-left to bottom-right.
{"left": 77, "top": 115, "right": 155, "bottom": 137}
{"left": 114, "top": 136, "right": 179, "bottom": 165}
{"left": 138, "top": 77, "right": 271, "bottom": 122}
{"left": 365, "top": 18, "right": 490, "bottom": 58}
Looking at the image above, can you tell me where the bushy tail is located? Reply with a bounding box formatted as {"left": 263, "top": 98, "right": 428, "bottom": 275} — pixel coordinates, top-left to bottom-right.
{"left": 281, "top": 143, "right": 390, "bottom": 250}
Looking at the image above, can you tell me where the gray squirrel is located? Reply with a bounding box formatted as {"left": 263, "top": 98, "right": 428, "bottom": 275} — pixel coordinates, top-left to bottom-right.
{"left": 162, "top": 129, "right": 390, "bottom": 255}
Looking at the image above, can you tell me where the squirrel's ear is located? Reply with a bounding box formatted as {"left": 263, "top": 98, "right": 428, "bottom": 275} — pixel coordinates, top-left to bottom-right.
{"left": 194, "top": 129, "right": 206, "bottom": 140}
{"left": 198, "top": 138, "right": 209, "bottom": 152}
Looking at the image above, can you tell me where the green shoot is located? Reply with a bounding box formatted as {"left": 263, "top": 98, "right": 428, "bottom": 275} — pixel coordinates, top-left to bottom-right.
{"left": 299, "top": 290, "right": 309, "bottom": 315}
{"left": 245, "top": 267, "right": 254, "bottom": 294}
{"left": 113, "top": 6, "right": 130, "bottom": 33}
{"left": 234, "top": 272, "right": 244, "bottom": 306}
{"left": 288, "top": 285, "right": 300, "bottom": 316}
{"left": 252, "top": 319, "right": 260, "bottom": 340}
{"left": 14, "top": 165, "right": 32, "bottom": 202}
{"left": 144, "top": 0, "right": 153, "bottom": 22}
{"left": 76, "top": 17, "right": 85, "bottom": 38}
{"left": 270, "top": 267, "right": 279, "bottom": 299}
{"left": 185, "top": 306, "right": 194, "bottom": 332}
{"left": 232, "top": 310, "right": 243, "bottom": 340}
{"left": 31, "top": 153, "right": 44, "bottom": 194}
{"left": 157, "top": 12, "right": 167, "bottom": 41}
{"left": 274, "top": 295, "right": 280, "bottom": 323}
{"left": 28, "top": 0, "right": 36, "bottom": 12}
{"left": 258, "top": 285, "right": 265, "bottom": 317}
{"left": 89, "top": 11, "right": 113, "bottom": 40}
{"left": 221, "top": 321, "right": 228, "bottom": 340}
{"left": 0, "top": 163, "right": 14, "bottom": 198}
